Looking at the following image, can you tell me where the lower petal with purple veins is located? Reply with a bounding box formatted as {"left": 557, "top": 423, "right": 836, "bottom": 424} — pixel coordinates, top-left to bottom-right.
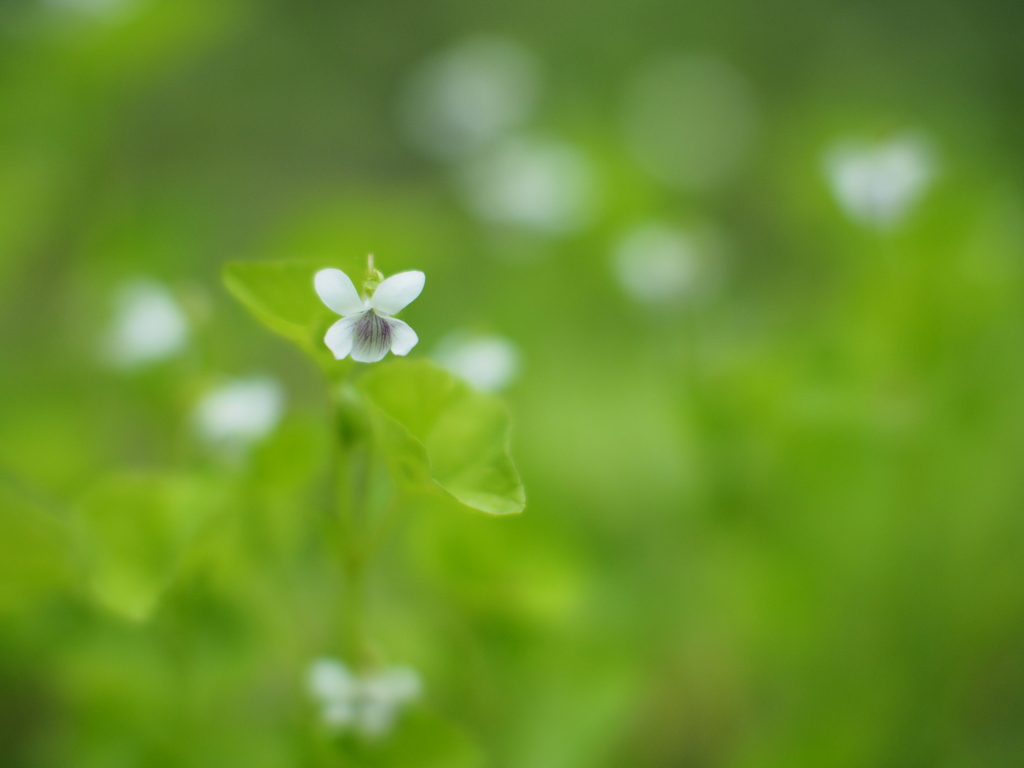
{"left": 351, "top": 311, "right": 394, "bottom": 363}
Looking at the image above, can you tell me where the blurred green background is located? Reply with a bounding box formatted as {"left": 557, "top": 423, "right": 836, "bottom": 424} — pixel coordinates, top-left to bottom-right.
{"left": 3, "top": 0, "right": 1024, "bottom": 766}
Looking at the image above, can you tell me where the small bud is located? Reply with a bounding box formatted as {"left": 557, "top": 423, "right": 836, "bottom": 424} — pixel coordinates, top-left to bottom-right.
{"left": 363, "top": 253, "right": 384, "bottom": 297}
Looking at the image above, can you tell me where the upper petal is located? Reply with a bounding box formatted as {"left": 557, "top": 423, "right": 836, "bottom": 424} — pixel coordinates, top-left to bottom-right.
{"left": 385, "top": 318, "right": 419, "bottom": 356}
{"left": 369, "top": 271, "right": 425, "bottom": 315}
{"left": 324, "top": 314, "right": 362, "bottom": 359}
{"left": 315, "top": 269, "right": 365, "bottom": 316}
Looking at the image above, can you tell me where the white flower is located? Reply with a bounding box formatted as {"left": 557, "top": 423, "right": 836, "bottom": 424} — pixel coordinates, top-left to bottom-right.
{"left": 460, "top": 137, "right": 597, "bottom": 234}
{"left": 434, "top": 333, "right": 520, "bottom": 392}
{"left": 194, "top": 377, "right": 285, "bottom": 445}
{"left": 307, "top": 657, "right": 422, "bottom": 738}
{"left": 398, "top": 37, "right": 541, "bottom": 161}
{"left": 104, "top": 278, "right": 188, "bottom": 368}
{"left": 824, "top": 133, "right": 936, "bottom": 229}
{"left": 315, "top": 268, "right": 424, "bottom": 363}
{"left": 613, "top": 223, "right": 699, "bottom": 304}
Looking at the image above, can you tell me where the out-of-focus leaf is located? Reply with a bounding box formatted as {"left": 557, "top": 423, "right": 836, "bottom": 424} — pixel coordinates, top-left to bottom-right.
{"left": 73, "top": 472, "right": 228, "bottom": 621}
{"left": 0, "top": 150, "right": 69, "bottom": 299}
{"left": 335, "top": 708, "right": 483, "bottom": 768}
{"left": 250, "top": 413, "right": 330, "bottom": 492}
{"left": 359, "top": 360, "right": 525, "bottom": 516}
{"left": 0, "top": 485, "right": 76, "bottom": 612}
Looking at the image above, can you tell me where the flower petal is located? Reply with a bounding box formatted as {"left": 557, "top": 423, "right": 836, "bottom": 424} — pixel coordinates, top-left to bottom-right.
{"left": 370, "top": 271, "right": 425, "bottom": 315}
{"left": 315, "top": 268, "right": 365, "bottom": 316}
{"left": 307, "top": 658, "right": 358, "bottom": 703}
{"left": 351, "top": 312, "right": 393, "bottom": 363}
{"left": 324, "top": 314, "right": 363, "bottom": 359}
{"left": 385, "top": 318, "right": 419, "bottom": 356}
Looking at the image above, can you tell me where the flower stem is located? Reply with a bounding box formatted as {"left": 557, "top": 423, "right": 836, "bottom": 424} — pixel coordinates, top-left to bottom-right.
{"left": 329, "top": 383, "right": 378, "bottom": 671}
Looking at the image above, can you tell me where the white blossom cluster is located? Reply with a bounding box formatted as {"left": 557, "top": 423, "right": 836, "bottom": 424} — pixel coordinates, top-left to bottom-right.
{"left": 103, "top": 279, "right": 188, "bottom": 369}
{"left": 307, "top": 658, "right": 422, "bottom": 738}
{"left": 824, "top": 133, "right": 936, "bottom": 229}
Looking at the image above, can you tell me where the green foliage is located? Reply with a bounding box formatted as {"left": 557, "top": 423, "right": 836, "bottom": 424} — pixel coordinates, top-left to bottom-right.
{"left": 222, "top": 259, "right": 342, "bottom": 367}
{"left": 4, "top": 1, "right": 1024, "bottom": 767}
{"left": 361, "top": 360, "right": 525, "bottom": 516}
{"left": 224, "top": 259, "right": 525, "bottom": 516}
{"left": 73, "top": 472, "right": 229, "bottom": 621}
{"left": 0, "top": 485, "right": 76, "bottom": 612}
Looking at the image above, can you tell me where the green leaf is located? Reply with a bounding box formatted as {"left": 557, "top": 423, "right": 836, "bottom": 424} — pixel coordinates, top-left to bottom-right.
{"left": 359, "top": 360, "right": 525, "bottom": 516}
{"left": 0, "top": 485, "right": 77, "bottom": 612}
{"left": 73, "top": 472, "right": 228, "bottom": 621}
{"left": 222, "top": 259, "right": 354, "bottom": 365}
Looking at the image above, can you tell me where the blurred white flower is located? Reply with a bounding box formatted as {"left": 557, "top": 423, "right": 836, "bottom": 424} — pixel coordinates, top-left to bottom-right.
{"left": 623, "top": 54, "right": 758, "bottom": 191}
{"left": 613, "top": 223, "right": 702, "bottom": 305}
{"left": 434, "top": 333, "right": 520, "bottom": 392}
{"left": 315, "top": 267, "right": 424, "bottom": 363}
{"left": 613, "top": 221, "right": 726, "bottom": 307}
{"left": 307, "top": 657, "right": 421, "bottom": 738}
{"left": 460, "top": 137, "right": 597, "bottom": 234}
{"left": 824, "top": 134, "right": 936, "bottom": 229}
{"left": 104, "top": 279, "right": 188, "bottom": 369}
{"left": 194, "top": 377, "right": 284, "bottom": 446}
{"left": 399, "top": 37, "right": 541, "bottom": 161}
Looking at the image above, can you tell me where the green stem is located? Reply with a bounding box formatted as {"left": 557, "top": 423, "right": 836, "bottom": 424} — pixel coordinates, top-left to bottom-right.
{"left": 361, "top": 496, "right": 404, "bottom": 563}
{"left": 342, "top": 548, "right": 370, "bottom": 667}
{"left": 329, "top": 384, "right": 376, "bottom": 670}
{"left": 326, "top": 377, "right": 410, "bottom": 671}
